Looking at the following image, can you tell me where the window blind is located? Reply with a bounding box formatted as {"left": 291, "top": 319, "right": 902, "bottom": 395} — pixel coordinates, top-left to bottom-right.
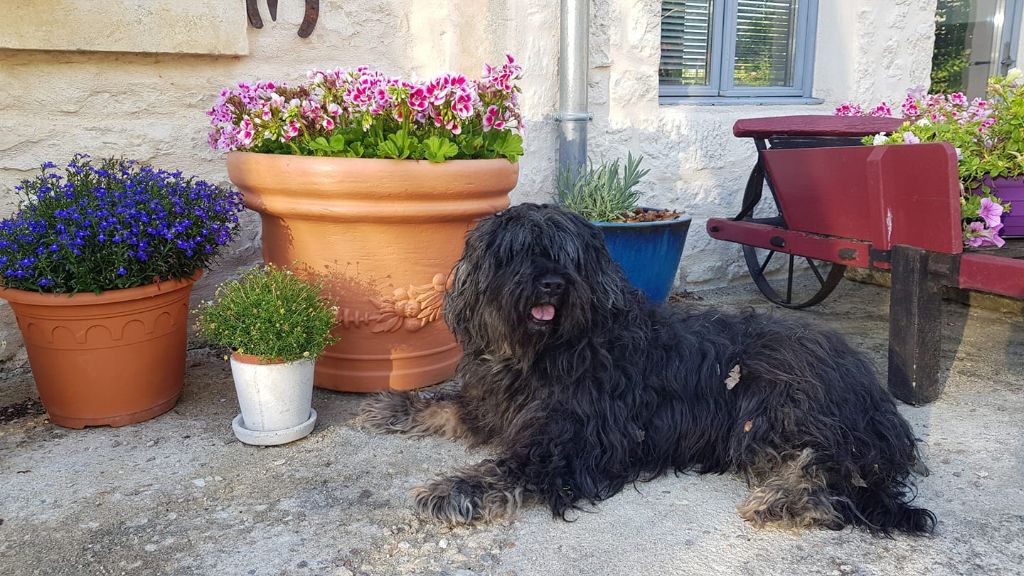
{"left": 733, "top": 0, "right": 798, "bottom": 87}
{"left": 660, "top": 0, "right": 715, "bottom": 86}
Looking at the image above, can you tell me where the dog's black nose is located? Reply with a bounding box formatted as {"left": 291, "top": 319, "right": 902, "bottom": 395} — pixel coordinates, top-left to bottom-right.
{"left": 539, "top": 274, "right": 565, "bottom": 295}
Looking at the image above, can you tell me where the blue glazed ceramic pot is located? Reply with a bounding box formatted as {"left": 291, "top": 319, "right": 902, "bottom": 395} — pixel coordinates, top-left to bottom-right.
{"left": 594, "top": 213, "right": 693, "bottom": 304}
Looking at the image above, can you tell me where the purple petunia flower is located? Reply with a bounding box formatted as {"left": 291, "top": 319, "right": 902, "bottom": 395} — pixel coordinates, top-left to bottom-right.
{"left": 977, "top": 197, "right": 1005, "bottom": 227}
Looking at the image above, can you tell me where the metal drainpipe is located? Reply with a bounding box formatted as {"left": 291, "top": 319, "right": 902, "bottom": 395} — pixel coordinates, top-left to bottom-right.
{"left": 557, "top": 0, "right": 591, "bottom": 179}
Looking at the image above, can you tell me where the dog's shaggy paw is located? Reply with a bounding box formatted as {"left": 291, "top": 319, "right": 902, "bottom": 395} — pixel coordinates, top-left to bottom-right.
{"left": 412, "top": 474, "right": 522, "bottom": 525}
{"left": 359, "top": 392, "right": 416, "bottom": 434}
{"left": 413, "top": 477, "right": 483, "bottom": 524}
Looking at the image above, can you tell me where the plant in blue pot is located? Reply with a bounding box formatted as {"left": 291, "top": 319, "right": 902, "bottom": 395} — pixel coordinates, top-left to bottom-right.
{"left": 557, "top": 154, "right": 692, "bottom": 304}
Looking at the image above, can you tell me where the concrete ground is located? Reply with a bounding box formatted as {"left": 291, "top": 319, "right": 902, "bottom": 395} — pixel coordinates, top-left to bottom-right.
{"left": 1, "top": 279, "right": 1022, "bottom": 576}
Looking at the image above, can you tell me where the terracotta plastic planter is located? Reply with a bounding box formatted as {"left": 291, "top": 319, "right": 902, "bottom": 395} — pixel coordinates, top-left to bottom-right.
{"left": 1, "top": 274, "right": 199, "bottom": 429}
{"left": 227, "top": 153, "right": 517, "bottom": 392}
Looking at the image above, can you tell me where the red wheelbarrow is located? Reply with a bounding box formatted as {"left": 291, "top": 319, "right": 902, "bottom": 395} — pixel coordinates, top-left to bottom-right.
{"left": 707, "top": 115, "right": 1024, "bottom": 404}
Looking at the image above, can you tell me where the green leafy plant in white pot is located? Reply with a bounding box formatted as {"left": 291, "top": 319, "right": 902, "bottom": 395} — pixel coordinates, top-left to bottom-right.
{"left": 196, "top": 265, "right": 338, "bottom": 446}
{"left": 557, "top": 154, "right": 692, "bottom": 304}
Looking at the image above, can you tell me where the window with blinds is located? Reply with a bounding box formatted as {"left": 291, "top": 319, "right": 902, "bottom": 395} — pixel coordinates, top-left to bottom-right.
{"left": 660, "top": 0, "right": 716, "bottom": 86}
{"left": 660, "top": 0, "right": 817, "bottom": 99}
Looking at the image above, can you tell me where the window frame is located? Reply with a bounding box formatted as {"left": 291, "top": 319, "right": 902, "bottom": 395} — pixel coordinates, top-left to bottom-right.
{"left": 659, "top": 0, "right": 819, "bottom": 101}
{"left": 1004, "top": 0, "right": 1024, "bottom": 72}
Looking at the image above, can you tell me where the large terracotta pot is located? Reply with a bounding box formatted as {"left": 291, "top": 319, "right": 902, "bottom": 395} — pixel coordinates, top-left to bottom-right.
{"left": 227, "top": 153, "right": 517, "bottom": 392}
{"left": 1, "top": 274, "right": 198, "bottom": 429}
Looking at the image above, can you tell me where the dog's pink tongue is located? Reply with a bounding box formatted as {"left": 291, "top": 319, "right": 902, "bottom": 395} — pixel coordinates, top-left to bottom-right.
{"left": 531, "top": 304, "right": 556, "bottom": 321}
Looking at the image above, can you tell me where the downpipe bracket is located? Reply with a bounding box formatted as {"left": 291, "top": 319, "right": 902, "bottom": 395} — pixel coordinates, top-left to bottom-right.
{"left": 554, "top": 112, "right": 594, "bottom": 122}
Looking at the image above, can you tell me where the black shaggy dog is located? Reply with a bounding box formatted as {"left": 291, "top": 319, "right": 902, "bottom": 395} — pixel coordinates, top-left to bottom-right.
{"left": 361, "top": 203, "right": 935, "bottom": 535}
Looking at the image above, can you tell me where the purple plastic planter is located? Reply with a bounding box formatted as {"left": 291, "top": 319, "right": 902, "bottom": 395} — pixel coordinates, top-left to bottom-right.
{"left": 983, "top": 177, "right": 1024, "bottom": 237}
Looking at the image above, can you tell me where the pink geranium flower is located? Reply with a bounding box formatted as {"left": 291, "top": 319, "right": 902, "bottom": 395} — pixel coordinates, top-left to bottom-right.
{"left": 869, "top": 102, "right": 893, "bottom": 117}
{"left": 207, "top": 56, "right": 524, "bottom": 160}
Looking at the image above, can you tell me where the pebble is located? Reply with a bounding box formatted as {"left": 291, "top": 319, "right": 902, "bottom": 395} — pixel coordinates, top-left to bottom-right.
{"left": 976, "top": 471, "right": 990, "bottom": 478}
{"left": 297, "top": 560, "right": 308, "bottom": 568}
{"left": 398, "top": 541, "right": 411, "bottom": 550}
{"left": 334, "top": 569, "right": 353, "bottom": 576}
{"left": 143, "top": 544, "right": 158, "bottom": 552}
{"left": 438, "top": 539, "right": 448, "bottom": 549}
{"left": 192, "top": 479, "right": 206, "bottom": 487}
{"left": 839, "top": 564, "right": 854, "bottom": 573}
{"left": 146, "top": 440, "right": 156, "bottom": 447}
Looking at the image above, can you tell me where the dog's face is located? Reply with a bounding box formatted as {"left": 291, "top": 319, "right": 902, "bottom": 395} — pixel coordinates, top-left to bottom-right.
{"left": 444, "top": 203, "right": 633, "bottom": 358}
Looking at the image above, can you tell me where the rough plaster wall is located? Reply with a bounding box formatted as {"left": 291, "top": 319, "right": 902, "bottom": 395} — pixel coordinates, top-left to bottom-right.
{"left": 815, "top": 0, "right": 940, "bottom": 105}
{"left": 0, "top": 1, "right": 249, "bottom": 55}
{"left": 0, "top": 0, "right": 935, "bottom": 360}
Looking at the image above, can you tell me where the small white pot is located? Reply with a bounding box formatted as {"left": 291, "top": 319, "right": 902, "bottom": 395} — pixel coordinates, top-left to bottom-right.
{"left": 229, "top": 353, "right": 317, "bottom": 446}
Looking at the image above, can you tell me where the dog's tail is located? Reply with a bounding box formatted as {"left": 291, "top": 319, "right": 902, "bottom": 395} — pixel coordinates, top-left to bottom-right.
{"left": 828, "top": 451, "right": 936, "bottom": 536}
{"left": 837, "top": 477, "right": 936, "bottom": 536}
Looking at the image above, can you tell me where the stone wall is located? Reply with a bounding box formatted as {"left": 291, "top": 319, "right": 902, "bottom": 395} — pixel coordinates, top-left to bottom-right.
{"left": 0, "top": 0, "right": 941, "bottom": 360}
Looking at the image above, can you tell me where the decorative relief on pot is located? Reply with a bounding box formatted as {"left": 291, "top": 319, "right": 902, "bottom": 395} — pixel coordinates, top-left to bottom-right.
{"left": 335, "top": 273, "right": 451, "bottom": 333}
{"left": 21, "top": 308, "right": 182, "bottom": 346}
{"left": 371, "top": 273, "right": 450, "bottom": 333}
{"left": 336, "top": 309, "right": 377, "bottom": 329}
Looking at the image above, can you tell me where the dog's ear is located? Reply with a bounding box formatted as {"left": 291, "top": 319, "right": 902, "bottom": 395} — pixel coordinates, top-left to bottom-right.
{"left": 443, "top": 216, "right": 499, "bottom": 348}
{"left": 444, "top": 256, "right": 475, "bottom": 346}
{"left": 560, "top": 210, "right": 635, "bottom": 315}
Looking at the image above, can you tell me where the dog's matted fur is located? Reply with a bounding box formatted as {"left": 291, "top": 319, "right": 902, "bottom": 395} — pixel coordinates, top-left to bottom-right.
{"left": 361, "top": 203, "right": 935, "bottom": 535}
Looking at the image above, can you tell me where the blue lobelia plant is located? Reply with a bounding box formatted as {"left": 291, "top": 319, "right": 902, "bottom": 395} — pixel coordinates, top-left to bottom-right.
{"left": 0, "top": 155, "right": 244, "bottom": 294}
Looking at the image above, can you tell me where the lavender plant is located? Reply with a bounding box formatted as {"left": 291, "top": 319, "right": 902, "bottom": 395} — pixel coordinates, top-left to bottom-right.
{"left": 207, "top": 54, "right": 524, "bottom": 162}
{"left": 556, "top": 154, "right": 649, "bottom": 222}
{"left": 0, "top": 156, "right": 244, "bottom": 293}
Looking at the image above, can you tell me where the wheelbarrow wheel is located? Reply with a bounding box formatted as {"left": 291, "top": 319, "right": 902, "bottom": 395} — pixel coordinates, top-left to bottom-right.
{"left": 742, "top": 246, "right": 846, "bottom": 309}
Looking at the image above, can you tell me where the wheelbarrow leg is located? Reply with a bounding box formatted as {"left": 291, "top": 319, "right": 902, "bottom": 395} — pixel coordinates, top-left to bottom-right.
{"left": 887, "top": 245, "right": 956, "bottom": 404}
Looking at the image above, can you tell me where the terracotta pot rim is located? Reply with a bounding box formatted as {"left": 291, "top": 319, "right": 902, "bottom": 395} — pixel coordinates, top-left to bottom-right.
{"left": 0, "top": 271, "right": 203, "bottom": 306}
{"left": 227, "top": 151, "right": 518, "bottom": 167}
{"left": 231, "top": 351, "right": 316, "bottom": 366}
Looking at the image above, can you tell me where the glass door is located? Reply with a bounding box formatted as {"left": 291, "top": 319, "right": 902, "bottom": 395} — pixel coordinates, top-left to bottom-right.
{"left": 932, "top": 0, "right": 1022, "bottom": 97}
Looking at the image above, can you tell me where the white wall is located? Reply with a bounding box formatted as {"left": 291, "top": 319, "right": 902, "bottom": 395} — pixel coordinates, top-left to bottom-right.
{"left": 0, "top": 0, "right": 939, "bottom": 360}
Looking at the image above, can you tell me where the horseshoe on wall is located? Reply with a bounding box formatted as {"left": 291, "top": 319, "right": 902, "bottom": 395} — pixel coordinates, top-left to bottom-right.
{"left": 298, "top": 0, "right": 319, "bottom": 38}
{"left": 245, "top": 0, "right": 263, "bottom": 29}
{"left": 245, "top": 0, "right": 319, "bottom": 37}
